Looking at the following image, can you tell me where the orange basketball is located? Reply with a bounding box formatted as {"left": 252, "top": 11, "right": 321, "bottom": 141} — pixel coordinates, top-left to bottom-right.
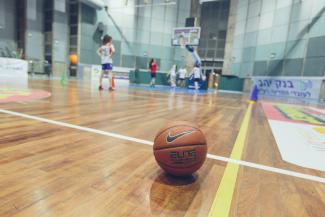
{"left": 69, "top": 54, "right": 78, "bottom": 65}
{"left": 153, "top": 121, "right": 207, "bottom": 176}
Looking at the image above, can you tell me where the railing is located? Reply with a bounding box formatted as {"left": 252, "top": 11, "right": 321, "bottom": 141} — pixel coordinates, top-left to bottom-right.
{"left": 0, "top": 47, "right": 23, "bottom": 59}
{"left": 28, "top": 60, "right": 51, "bottom": 76}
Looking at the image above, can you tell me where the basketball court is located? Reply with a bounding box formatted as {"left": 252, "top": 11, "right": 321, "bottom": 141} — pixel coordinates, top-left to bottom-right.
{"left": 0, "top": 0, "right": 325, "bottom": 217}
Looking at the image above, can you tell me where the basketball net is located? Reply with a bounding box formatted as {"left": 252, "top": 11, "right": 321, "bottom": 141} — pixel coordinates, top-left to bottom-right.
{"left": 179, "top": 35, "right": 185, "bottom": 49}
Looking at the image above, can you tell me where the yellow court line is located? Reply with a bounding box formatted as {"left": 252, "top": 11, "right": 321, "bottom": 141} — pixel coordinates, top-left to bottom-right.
{"left": 208, "top": 102, "right": 253, "bottom": 217}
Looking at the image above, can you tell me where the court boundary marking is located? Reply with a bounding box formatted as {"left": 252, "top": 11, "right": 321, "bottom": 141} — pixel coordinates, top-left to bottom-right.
{"left": 0, "top": 108, "right": 324, "bottom": 184}
{"left": 208, "top": 102, "right": 253, "bottom": 217}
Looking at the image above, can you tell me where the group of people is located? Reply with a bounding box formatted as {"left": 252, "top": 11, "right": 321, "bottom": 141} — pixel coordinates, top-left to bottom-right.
{"left": 166, "top": 64, "right": 187, "bottom": 88}
{"left": 97, "top": 34, "right": 204, "bottom": 91}
{"left": 148, "top": 59, "right": 204, "bottom": 90}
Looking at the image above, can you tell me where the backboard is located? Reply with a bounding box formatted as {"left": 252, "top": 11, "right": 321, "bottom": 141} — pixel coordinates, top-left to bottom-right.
{"left": 172, "top": 27, "right": 201, "bottom": 46}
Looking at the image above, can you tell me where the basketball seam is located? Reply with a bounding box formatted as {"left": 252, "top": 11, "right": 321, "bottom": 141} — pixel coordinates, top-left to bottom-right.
{"left": 155, "top": 158, "right": 205, "bottom": 169}
{"left": 154, "top": 124, "right": 204, "bottom": 143}
{"left": 153, "top": 143, "right": 206, "bottom": 150}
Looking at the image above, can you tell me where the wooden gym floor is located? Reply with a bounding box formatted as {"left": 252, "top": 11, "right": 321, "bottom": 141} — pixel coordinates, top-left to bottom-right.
{"left": 0, "top": 80, "right": 324, "bottom": 217}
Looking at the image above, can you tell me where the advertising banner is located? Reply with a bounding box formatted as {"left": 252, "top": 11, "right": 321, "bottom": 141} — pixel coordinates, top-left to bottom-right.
{"left": 252, "top": 77, "right": 322, "bottom": 100}
{"left": 262, "top": 103, "right": 325, "bottom": 172}
{"left": 0, "top": 57, "right": 28, "bottom": 87}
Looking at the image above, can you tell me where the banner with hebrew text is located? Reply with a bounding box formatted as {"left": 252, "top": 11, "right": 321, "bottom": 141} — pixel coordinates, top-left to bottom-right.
{"left": 252, "top": 77, "right": 322, "bottom": 100}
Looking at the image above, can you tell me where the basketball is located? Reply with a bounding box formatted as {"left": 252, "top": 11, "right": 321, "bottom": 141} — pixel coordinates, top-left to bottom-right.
{"left": 69, "top": 54, "right": 78, "bottom": 65}
{"left": 153, "top": 121, "right": 207, "bottom": 176}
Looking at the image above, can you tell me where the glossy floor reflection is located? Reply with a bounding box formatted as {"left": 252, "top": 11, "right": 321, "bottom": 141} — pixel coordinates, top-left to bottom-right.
{"left": 0, "top": 79, "right": 324, "bottom": 217}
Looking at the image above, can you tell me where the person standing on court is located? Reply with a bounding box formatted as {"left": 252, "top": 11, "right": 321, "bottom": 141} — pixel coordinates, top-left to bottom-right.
{"left": 191, "top": 63, "right": 203, "bottom": 90}
{"left": 168, "top": 64, "right": 177, "bottom": 87}
{"left": 149, "top": 59, "right": 158, "bottom": 87}
{"left": 97, "top": 35, "right": 115, "bottom": 91}
{"left": 178, "top": 66, "right": 187, "bottom": 88}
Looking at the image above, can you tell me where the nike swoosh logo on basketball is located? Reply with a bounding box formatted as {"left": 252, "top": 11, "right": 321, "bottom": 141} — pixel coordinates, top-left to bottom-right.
{"left": 166, "top": 130, "right": 195, "bottom": 143}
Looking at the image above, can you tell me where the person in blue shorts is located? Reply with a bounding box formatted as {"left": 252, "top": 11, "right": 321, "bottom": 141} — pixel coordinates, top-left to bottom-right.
{"left": 97, "top": 35, "right": 115, "bottom": 90}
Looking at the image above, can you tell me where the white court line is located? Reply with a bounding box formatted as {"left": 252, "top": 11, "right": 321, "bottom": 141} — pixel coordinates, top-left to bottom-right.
{"left": 0, "top": 109, "right": 152, "bottom": 146}
{"left": 0, "top": 108, "right": 324, "bottom": 184}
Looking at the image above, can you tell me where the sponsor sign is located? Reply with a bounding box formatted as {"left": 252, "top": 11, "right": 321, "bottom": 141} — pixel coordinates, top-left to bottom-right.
{"left": 253, "top": 77, "right": 322, "bottom": 100}
{"left": 262, "top": 103, "right": 325, "bottom": 171}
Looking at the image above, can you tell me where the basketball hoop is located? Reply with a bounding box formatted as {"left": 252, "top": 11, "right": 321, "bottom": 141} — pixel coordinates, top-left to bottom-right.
{"left": 172, "top": 27, "right": 200, "bottom": 47}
